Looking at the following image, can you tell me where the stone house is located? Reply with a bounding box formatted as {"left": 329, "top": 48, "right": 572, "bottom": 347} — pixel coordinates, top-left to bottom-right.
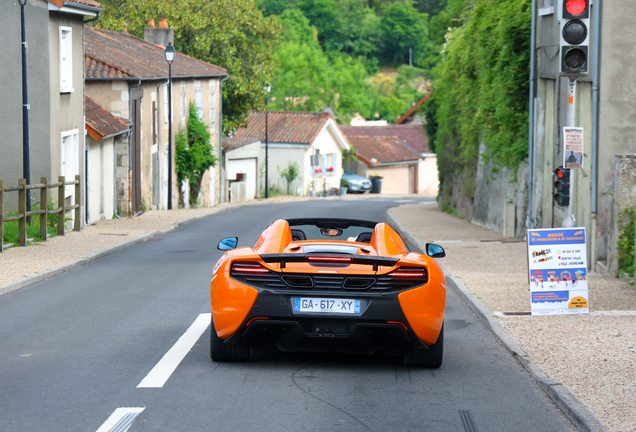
{"left": 229, "top": 111, "right": 350, "bottom": 197}
{"left": 84, "top": 24, "right": 227, "bottom": 215}
{"left": 340, "top": 124, "right": 438, "bottom": 196}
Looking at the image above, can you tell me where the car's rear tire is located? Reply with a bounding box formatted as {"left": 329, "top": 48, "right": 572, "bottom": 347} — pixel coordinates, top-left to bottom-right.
{"left": 403, "top": 322, "right": 444, "bottom": 368}
{"left": 210, "top": 317, "right": 250, "bottom": 362}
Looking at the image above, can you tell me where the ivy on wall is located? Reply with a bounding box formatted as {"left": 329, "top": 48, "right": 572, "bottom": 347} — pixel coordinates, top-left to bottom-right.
{"left": 426, "top": 0, "right": 531, "bottom": 200}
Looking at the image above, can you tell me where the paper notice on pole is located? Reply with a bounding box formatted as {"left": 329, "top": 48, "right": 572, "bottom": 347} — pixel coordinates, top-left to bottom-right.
{"left": 563, "top": 127, "right": 584, "bottom": 169}
{"left": 527, "top": 228, "right": 589, "bottom": 316}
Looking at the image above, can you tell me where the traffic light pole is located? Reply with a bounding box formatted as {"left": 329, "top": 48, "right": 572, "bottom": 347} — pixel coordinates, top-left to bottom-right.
{"left": 563, "top": 78, "right": 577, "bottom": 228}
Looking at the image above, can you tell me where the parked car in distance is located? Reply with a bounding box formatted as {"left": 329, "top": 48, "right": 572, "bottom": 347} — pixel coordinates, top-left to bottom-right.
{"left": 341, "top": 169, "right": 372, "bottom": 193}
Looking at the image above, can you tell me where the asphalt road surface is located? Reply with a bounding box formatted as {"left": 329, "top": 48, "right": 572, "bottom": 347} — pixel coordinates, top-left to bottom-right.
{"left": 0, "top": 199, "right": 576, "bottom": 432}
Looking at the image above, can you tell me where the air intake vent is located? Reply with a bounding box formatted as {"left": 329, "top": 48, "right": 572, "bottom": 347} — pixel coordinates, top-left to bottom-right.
{"left": 282, "top": 275, "right": 313, "bottom": 288}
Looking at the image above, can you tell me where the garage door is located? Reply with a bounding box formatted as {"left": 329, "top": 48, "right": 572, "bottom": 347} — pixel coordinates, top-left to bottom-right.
{"left": 227, "top": 158, "right": 257, "bottom": 200}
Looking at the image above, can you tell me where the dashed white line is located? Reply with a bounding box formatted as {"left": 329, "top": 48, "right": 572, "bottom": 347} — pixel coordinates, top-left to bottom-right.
{"left": 96, "top": 407, "right": 145, "bottom": 432}
{"left": 137, "top": 313, "right": 211, "bottom": 388}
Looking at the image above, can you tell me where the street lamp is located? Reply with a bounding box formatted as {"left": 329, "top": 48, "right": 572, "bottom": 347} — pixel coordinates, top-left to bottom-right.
{"left": 165, "top": 42, "right": 175, "bottom": 209}
{"left": 264, "top": 85, "right": 271, "bottom": 198}
{"left": 19, "top": 0, "right": 31, "bottom": 216}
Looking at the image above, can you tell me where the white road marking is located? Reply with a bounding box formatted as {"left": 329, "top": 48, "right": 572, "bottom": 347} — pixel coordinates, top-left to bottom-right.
{"left": 137, "top": 313, "right": 211, "bottom": 388}
{"left": 96, "top": 407, "right": 144, "bottom": 432}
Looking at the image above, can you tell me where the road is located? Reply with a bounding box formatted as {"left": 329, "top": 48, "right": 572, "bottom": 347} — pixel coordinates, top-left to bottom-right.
{"left": 0, "top": 199, "right": 576, "bottom": 432}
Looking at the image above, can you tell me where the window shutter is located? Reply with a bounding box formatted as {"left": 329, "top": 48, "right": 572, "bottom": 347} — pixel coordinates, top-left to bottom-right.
{"left": 59, "top": 27, "right": 73, "bottom": 93}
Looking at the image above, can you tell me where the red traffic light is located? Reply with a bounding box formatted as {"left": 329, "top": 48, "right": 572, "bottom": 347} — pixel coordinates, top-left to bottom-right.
{"left": 555, "top": 168, "right": 565, "bottom": 178}
{"left": 566, "top": 0, "right": 587, "bottom": 16}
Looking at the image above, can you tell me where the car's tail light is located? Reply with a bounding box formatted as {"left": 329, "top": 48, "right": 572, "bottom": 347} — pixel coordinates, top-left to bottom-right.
{"left": 390, "top": 267, "right": 427, "bottom": 278}
{"left": 231, "top": 262, "right": 271, "bottom": 274}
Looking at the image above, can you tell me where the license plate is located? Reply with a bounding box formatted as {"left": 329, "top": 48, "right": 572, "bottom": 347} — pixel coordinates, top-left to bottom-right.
{"left": 293, "top": 298, "right": 360, "bottom": 314}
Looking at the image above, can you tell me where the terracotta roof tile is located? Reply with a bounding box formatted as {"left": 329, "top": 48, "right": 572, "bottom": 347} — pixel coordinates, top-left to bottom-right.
{"left": 340, "top": 124, "right": 430, "bottom": 154}
{"left": 85, "top": 95, "right": 129, "bottom": 141}
{"left": 233, "top": 111, "right": 334, "bottom": 145}
{"left": 396, "top": 95, "right": 430, "bottom": 125}
{"left": 222, "top": 137, "right": 259, "bottom": 152}
{"left": 85, "top": 27, "right": 226, "bottom": 79}
{"left": 346, "top": 136, "right": 422, "bottom": 165}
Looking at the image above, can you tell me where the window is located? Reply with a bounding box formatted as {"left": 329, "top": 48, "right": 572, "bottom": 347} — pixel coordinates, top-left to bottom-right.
{"left": 539, "top": 0, "right": 554, "bottom": 15}
{"left": 181, "top": 87, "right": 186, "bottom": 119}
{"left": 195, "top": 87, "right": 204, "bottom": 119}
{"left": 209, "top": 85, "right": 216, "bottom": 129}
{"left": 59, "top": 27, "right": 73, "bottom": 93}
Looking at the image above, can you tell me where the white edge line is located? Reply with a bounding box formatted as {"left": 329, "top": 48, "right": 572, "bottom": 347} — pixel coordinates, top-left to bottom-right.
{"left": 96, "top": 407, "right": 145, "bottom": 432}
{"left": 137, "top": 313, "right": 211, "bottom": 388}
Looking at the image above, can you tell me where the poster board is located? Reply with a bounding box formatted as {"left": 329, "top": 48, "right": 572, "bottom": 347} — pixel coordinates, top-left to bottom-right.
{"left": 527, "top": 228, "right": 589, "bottom": 316}
{"left": 563, "top": 127, "right": 584, "bottom": 169}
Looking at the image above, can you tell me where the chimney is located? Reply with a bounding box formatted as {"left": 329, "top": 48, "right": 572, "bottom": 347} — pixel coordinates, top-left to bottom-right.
{"left": 144, "top": 18, "right": 174, "bottom": 47}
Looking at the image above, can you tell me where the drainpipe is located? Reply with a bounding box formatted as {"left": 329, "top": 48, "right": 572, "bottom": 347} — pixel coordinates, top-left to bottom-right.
{"left": 590, "top": 0, "right": 602, "bottom": 268}
{"left": 113, "top": 136, "right": 119, "bottom": 218}
{"left": 219, "top": 75, "right": 229, "bottom": 204}
{"left": 83, "top": 11, "right": 101, "bottom": 24}
{"left": 527, "top": 0, "right": 538, "bottom": 230}
{"left": 157, "top": 80, "right": 169, "bottom": 210}
{"left": 128, "top": 77, "right": 142, "bottom": 215}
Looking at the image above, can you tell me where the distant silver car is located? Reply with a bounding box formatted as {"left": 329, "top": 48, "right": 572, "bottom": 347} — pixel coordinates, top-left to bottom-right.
{"left": 341, "top": 173, "right": 372, "bottom": 193}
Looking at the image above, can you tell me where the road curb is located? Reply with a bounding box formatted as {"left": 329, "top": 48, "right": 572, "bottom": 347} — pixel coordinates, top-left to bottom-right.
{"left": 1, "top": 229, "right": 166, "bottom": 297}
{"left": 386, "top": 208, "right": 607, "bottom": 432}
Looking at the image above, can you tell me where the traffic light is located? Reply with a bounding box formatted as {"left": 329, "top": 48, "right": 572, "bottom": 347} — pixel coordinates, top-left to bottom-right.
{"left": 560, "top": 0, "right": 590, "bottom": 74}
{"left": 554, "top": 166, "right": 570, "bottom": 207}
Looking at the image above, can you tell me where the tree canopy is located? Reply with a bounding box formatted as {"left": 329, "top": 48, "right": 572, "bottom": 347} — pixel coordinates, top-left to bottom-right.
{"left": 95, "top": 0, "right": 281, "bottom": 134}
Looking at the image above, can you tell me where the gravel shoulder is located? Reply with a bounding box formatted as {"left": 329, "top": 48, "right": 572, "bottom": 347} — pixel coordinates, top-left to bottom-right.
{"left": 391, "top": 203, "right": 636, "bottom": 432}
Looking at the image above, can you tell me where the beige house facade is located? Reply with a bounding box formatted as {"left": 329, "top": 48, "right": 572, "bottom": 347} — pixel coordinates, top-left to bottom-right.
{"left": 84, "top": 25, "right": 227, "bottom": 215}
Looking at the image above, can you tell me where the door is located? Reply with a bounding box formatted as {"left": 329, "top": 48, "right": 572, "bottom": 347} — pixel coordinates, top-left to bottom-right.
{"left": 227, "top": 158, "right": 257, "bottom": 200}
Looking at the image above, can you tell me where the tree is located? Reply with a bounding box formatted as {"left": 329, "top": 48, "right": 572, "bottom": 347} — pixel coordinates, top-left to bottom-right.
{"left": 95, "top": 0, "right": 282, "bottom": 135}
{"left": 380, "top": 1, "right": 432, "bottom": 66}
{"left": 175, "top": 102, "right": 216, "bottom": 207}
{"left": 278, "top": 161, "right": 300, "bottom": 194}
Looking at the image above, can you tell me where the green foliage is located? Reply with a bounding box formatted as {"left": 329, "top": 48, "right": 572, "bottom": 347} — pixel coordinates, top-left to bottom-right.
{"left": 95, "top": 0, "right": 281, "bottom": 135}
{"left": 618, "top": 208, "right": 635, "bottom": 279}
{"left": 175, "top": 102, "right": 216, "bottom": 207}
{"left": 2, "top": 202, "right": 58, "bottom": 246}
{"left": 380, "top": 1, "right": 432, "bottom": 67}
{"left": 277, "top": 160, "right": 300, "bottom": 194}
{"left": 429, "top": 0, "right": 531, "bottom": 199}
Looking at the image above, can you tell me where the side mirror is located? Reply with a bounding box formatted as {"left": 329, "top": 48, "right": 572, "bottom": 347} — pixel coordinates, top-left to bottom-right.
{"left": 426, "top": 243, "right": 445, "bottom": 258}
{"left": 218, "top": 237, "right": 238, "bottom": 250}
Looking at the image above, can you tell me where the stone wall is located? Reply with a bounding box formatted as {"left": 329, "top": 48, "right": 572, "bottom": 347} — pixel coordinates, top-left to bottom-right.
{"left": 439, "top": 146, "right": 529, "bottom": 238}
{"left": 608, "top": 154, "right": 636, "bottom": 276}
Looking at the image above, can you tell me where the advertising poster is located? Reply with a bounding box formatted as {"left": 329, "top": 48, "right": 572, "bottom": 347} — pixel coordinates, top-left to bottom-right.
{"left": 527, "top": 228, "right": 589, "bottom": 316}
{"left": 563, "top": 127, "right": 584, "bottom": 169}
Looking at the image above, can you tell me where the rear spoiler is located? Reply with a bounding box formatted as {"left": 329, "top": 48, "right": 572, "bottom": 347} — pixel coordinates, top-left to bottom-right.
{"left": 259, "top": 253, "right": 399, "bottom": 270}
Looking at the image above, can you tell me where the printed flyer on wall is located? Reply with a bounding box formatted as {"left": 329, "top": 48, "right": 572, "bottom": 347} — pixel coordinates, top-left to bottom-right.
{"left": 527, "top": 228, "right": 589, "bottom": 316}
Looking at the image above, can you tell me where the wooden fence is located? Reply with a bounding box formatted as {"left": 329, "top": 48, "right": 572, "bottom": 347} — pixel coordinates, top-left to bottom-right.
{"left": 0, "top": 175, "right": 81, "bottom": 252}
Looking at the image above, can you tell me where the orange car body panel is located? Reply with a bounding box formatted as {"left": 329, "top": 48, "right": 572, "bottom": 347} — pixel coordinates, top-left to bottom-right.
{"left": 211, "top": 220, "right": 446, "bottom": 345}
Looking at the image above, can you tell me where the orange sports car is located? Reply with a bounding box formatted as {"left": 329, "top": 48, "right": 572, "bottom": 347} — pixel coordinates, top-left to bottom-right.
{"left": 210, "top": 218, "right": 447, "bottom": 367}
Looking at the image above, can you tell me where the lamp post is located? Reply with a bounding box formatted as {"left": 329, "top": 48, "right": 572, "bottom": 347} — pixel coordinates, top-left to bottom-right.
{"left": 264, "top": 85, "right": 271, "bottom": 198}
{"left": 165, "top": 43, "right": 175, "bottom": 209}
{"left": 19, "top": 0, "right": 31, "bottom": 215}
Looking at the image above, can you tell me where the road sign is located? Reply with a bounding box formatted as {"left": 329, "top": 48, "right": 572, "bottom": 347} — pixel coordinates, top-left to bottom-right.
{"left": 527, "top": 227, "right": 589, "bottom": 316}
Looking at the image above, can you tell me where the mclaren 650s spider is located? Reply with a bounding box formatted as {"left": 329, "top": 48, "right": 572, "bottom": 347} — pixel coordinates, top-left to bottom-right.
{"left": 210, "top": 218, "right": 446, "bottom": 367}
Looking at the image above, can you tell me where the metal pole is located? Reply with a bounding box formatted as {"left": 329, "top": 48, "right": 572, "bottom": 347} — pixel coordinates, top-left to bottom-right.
{"left": 19, "top": 0, "right": 31, "bottom": 216}
{"left": 265, "top": 99, "right": 269, "bottom": 199}
{"left": 167, "top": 63, "right": 173, "bottom": 210}
{"left": 563, "top": 78, "right": 576, "bottom": 228}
